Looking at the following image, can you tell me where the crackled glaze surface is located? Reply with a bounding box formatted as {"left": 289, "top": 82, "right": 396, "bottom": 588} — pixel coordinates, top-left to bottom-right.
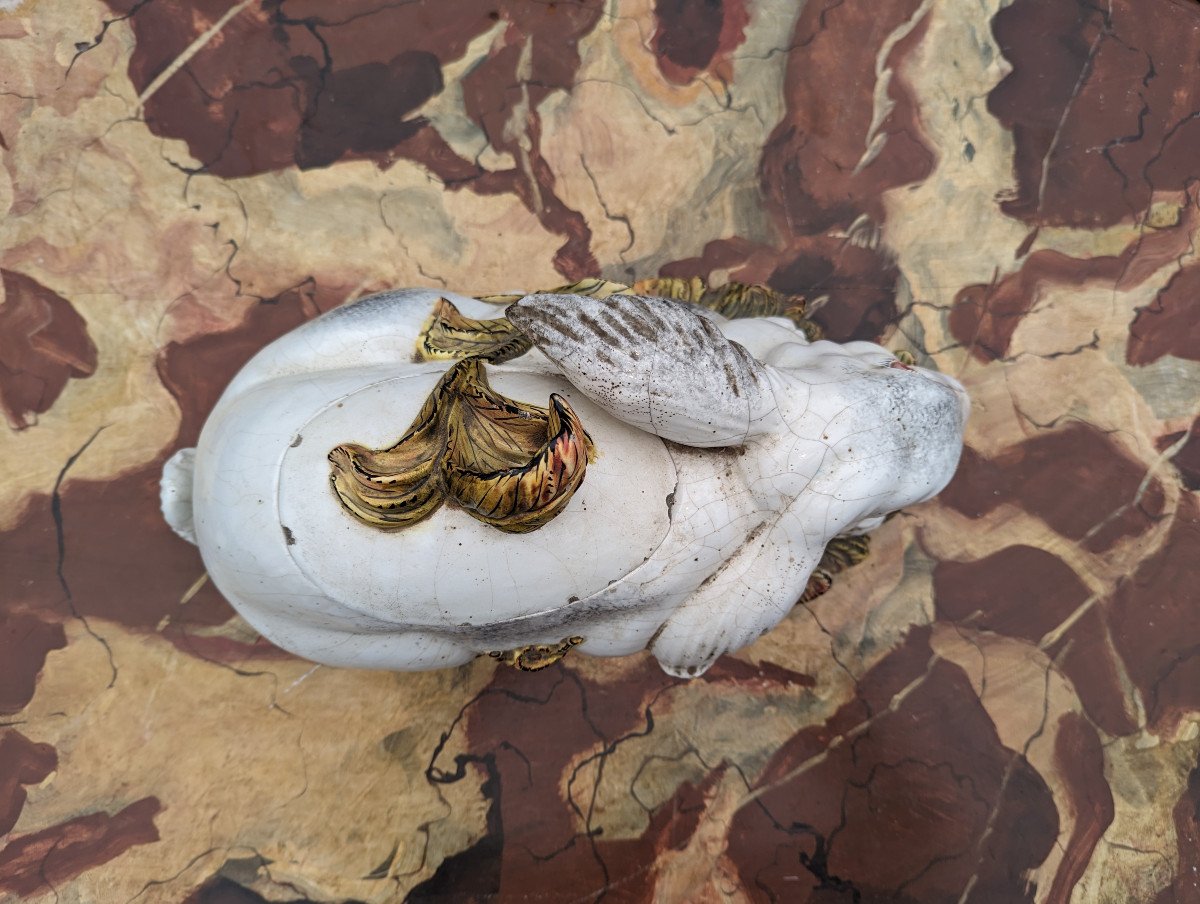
{"left": 175, "top": 287, "right": 964, "bottom": 675}
{"left": 2, "top": 0, "right": 1200, "bottom": 901}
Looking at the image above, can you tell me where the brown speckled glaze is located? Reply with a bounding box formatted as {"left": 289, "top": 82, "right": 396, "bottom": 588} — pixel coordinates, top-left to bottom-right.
{"left": 2, "top": 0, "right": 1200, "bottom": 900}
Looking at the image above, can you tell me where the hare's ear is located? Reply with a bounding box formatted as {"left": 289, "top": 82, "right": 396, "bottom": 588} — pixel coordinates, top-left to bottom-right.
{"left": 507, "top": 294, "right": 780, "bottom": 447}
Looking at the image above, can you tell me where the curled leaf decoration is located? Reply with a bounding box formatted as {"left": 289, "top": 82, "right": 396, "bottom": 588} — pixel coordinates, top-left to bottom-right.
{"left": 475, "top": 278, "right": 632, "bottom": 307}
{"left": 417, "top": 281, "right": 634, "bottom": 369}
{"left": 634, "top": 277, "right": 822, "bottom": 340}
{"left": 630, "top": 276, "right": 707, "bottom": 304}
{"left": 328, "top": 359, "right": 595, "bottom": 534}
{"left": 489, "top": 636, "right": 584, "bottom": 670}
{"left": 327, "top": 372, "right": 449, "bottom": 530}
{"left": 818, "top": 534, "right": 872, "bottom": 572}
{"left": 798, "top": 534, "right": 872, "bottom": 604}
{"left": 445, "top": 392, "right": 592, "bottom": 533}
{"left": 417, "top": 297, "right": 532, "bottom": 363}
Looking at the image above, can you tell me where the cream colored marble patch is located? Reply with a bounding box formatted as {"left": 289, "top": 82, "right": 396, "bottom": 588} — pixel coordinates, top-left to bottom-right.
{"left": 1072, "top": 733, "right": 1200, "bottom": 904}
{"left": 178, "top": 155, "right": 567, "bottom": 302}
{"left": 649, "top": 768, "right": 755, "bottom": 903}
{"left": 540, "top": 80, "right": 722, "bottom": 269}
{"left": 569, "top": 676, "right": 826, "bottom": 845}
{"left": 1124, "top": 356, "right": 1200, "bottom": 422}
{"left": 539, "top": 0, "right": 800, "bottom": 276}
{"left": 1002, "top": 352, "right": 1184, "bottom": 492}
{"left": 0, "top": 13, "right": 227, "bottom": 526}
{"left": 1004, "top": 285, "right": 1127, "bottom": 363}
{"left": 412, "top": 20, "right": 511, "bottom": 170}
{"left": 15, "top": 624, "right": 495, "bottom": 903}
{"left": 0, "top": 0, "right": 568, "bottom": 528}
{"left": 797, "top": 520, "right": 920, "bottom": 678}
{"left": 930, "top": 625, "right": 1082, "bottom": 903}
{"left": 437, "top": 189, "right": 564, "bottom": 294}
{"left": 883, "top": 0, "right": 1026, "bottom": 369}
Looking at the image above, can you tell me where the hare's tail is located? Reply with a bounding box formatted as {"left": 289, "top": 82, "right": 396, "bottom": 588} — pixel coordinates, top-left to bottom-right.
{"left": 160, "top": 447, "right": 197, "bottom": 545}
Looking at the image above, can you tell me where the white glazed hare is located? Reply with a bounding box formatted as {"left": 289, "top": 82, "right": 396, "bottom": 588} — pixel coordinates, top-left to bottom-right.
{"left": 161, "top": 285, "right": 967, "bottom": 677}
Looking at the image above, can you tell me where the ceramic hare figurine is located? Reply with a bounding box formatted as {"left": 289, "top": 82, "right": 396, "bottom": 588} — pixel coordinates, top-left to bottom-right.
{"left": 161, "top": 281, "right": 968, "bottom": 677}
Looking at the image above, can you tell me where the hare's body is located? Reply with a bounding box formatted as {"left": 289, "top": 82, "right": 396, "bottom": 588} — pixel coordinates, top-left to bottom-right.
{"left": 164, "top": 288, "right": 968, "bottom": 676}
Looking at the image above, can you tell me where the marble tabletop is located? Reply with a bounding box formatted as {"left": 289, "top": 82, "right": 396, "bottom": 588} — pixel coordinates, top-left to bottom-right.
{"left": 2, "top": 0, "right": 1199, "bottom": 901}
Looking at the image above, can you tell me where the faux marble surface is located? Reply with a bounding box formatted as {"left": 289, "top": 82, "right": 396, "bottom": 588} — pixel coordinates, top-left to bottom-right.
{"left": 2, "top": 0, "right": 1199, "bottom": 901}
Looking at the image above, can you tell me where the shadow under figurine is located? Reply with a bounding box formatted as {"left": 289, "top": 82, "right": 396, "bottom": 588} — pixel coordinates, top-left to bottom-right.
{"left": 160, "top": 279, "right": 969, "bottom": 678}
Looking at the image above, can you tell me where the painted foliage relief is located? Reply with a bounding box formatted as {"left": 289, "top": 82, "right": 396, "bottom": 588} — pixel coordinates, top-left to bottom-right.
{"left": 1, "top": 0, "right": 1199, "bottom": 901}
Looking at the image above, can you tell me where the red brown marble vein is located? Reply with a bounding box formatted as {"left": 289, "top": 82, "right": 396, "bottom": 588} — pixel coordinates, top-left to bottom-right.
{"left": 0, "top": 284, "right": 341, "bottom": 642}
{"left": 950, "top": 250, "right": 1123, "bottom": 363}
{"left": 459, "top": 4, "right": 604, "bottom": 279}
{"left": 932, "top": 545, "right": 1091, "bottom": 642}
{"left": 1108, "top": 492, "right": 1200, "bottom": 734}
{"left": 703, "top": 656, "right": 816, "bottom": 689}
{"left": 931, "top": 542, "right": 1139, "bottom": 737}
{"left": 989, "top": 0, "right": 1200, "bottom": 228}
{"left": 1046, "top": 713, "right": 1113, "bottom": 904}
{"left": 0, "top": 460, "right": 231, "bottom": 631}
{"left": 414, "top": 660, "right": 676, "bottom": 900}
{"left": 952, "top": 186, "right": 1199, "bottom": 362}
{"left": 0, "top": 269, "right": 98, "bottom": 430}
{"left": 1045, "top": 606, "right": 1139, "bottom": 738}
{"left": 727, "top": 628, "right": 1058, "bottom": 902}
{"left": 938, "top": 446, "right": 1003, "bottom": 516}
{"left": 768, "top": 235, "right": 904, "bottom": 344}
{"left": 110, "top": 0, "right": 480, "bottom": 177}
{"left": 105, "top": 0, "right": 604, "bottom": 280}
{"left": 658, "top": 227, "right": 906, "bottom": 344}
{"left": 939, "top": 423, "right": 1166, "bottom": 554}
{"left": 292, "top": 50, "right": 444, "bottom": 170}
{"left": 159, "top": 629, "right": 300, "bottom": 667}
{"left": 0, "top": 730, "right": 57, "bottom": 837}
{"left": 759, "top": 0, "right": 934, "bottom": 235}
{"left": 934, "top": 427, "right": 1162, "bottom": 737}
{"left": 1128, "top": 258, "right": 1200, "bottom": 366}
{"left": 651, "top": 0, "right": 750, "bottom": 85}
{"left": 0, "top": 614, "right": 66, "bottom": 716}
{"left": 0, "top": 796, "right": 160, "bottom": 897}
{"left": 411, "top": 654, "right": 821, "bottom": 900}
{"left": 652, "top": 0, "right": 935, "bottom": 343}
{"left": 183, "top": 875, "right": 333, "bottom": 903}
{"left": 1159, "top": 418, "right": 1200, "bottom": 491}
